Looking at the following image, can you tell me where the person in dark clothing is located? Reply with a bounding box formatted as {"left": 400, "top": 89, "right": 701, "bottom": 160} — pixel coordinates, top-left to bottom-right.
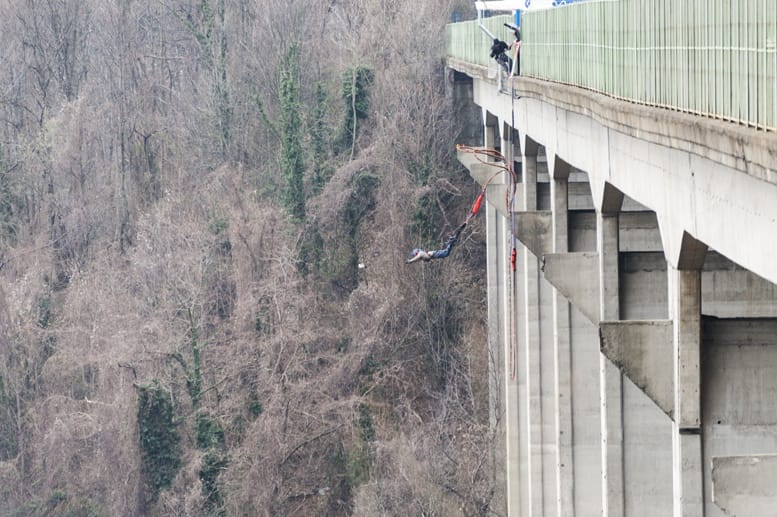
{"left": 406, "top": 224, "right": 466, "bottom": 264}
{"left": 489, "top": 38, "right": 512, "bottom": 74}
{"left": 503, "top": 23, "right": 522, "bottom": 75}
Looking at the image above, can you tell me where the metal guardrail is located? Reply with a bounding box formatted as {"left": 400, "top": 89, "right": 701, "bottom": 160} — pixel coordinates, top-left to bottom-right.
{"left": 446, "top": 15, "right": 515, "bottom": 69}
{"left": 447, "top": 2, "right": 777, "bottom": 130}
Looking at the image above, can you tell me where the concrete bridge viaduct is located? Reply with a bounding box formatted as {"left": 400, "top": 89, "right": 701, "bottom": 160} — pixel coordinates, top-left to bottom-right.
{"left": 446, "top": 4, "right": 777, "bottom": 516}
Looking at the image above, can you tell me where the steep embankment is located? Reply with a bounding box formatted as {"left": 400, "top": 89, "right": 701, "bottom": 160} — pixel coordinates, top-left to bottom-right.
{"left": 0, "top": 1, "right": 494, "bottom": 515}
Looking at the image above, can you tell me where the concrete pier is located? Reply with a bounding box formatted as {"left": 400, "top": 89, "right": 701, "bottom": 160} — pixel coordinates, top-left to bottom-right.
{"left": 450, "top": 66, "right": 777, "bottom": 516}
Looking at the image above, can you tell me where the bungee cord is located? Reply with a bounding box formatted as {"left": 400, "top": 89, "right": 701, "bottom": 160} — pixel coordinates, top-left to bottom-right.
{"left": 456, "top": 139, "right": 520, "bottom": 381}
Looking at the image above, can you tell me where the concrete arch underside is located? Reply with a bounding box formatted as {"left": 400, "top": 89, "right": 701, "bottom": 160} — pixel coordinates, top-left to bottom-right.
{"left": 452, "top": 69, "right": 777, "bottom": 517}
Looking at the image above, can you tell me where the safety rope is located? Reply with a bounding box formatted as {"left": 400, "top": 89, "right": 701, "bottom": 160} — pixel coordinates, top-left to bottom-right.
{"left": 457, "top": 139, "right": 520, "bottom": 381}
{"left": 508, "top": 74, "right": 518, "bottom": 382}
{"left": 448, "top": 144, "right": 510, "bottom": 239}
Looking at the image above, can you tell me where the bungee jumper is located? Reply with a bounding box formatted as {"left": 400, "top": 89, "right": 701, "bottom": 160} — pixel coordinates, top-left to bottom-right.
{"left": 406, "top": 223, "right": 467, "bottom": 264}
{"left": 406, "top": 185, "right": 485, "bottom": 265}
{"left": 405, "top": 144, "right": 518, "bottom": 266}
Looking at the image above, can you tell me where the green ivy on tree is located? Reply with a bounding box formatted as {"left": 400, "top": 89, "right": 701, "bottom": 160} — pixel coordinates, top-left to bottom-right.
{"left": 195, "top": 412, "right": 228, "bottom": 515}
{"left": 336, "top": 66, "right": 374, "bottom": 156}
{"left": 137, "top": 380, "right": 182, "bottom": 501}
{"left": 310, "top": 82, "right": 331, "bottom": 194}
{"left": 0, "top": 144, "right": 19, "bottom": 250}
{"left": 178, "top": 0, "right": 232, "bottom": 158}
{"left": 200, "top": 449, "right": 228, "bottom": 514}
{"left": 0, "top": 374, "right": 17, "bottom": 460}
{"left": 169, "top": 309, "right": 203, "bottom": 408}
{"left": 410, "top": 191, "right": 442, "bottom": 243}
{"left": 331, "top": 172, "right": 380, "bottom": 294}
{"left": 280, "top": 44, "right": 306, "bottom": 221}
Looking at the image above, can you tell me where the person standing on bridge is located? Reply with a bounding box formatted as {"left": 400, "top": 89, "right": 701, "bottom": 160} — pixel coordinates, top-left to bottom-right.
{"left": 489, "top": 38, "right": 512, "bottom": 74}
{"left": 504, "top": 23, "right": 521, "bottom": 75}
{"left": 510, "top": 26, "right": 521, "bottom": 75}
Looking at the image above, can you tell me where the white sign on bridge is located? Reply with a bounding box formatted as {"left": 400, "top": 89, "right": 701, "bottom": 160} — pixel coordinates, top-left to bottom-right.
{"left": 475, "top": 0, "right": 581, "bottom": 11}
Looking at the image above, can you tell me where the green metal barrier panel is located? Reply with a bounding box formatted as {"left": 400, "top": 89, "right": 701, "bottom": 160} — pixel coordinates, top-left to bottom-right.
{"left": 447, "top": 1, "right": 777, "bottom": 130}
{"left": 446, "top": 15, "right": 515, "bottom": 69}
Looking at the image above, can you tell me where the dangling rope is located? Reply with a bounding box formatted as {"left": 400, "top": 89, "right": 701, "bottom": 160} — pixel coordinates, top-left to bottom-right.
{"left": 405, "top": 157, "right": 502, "bottom": 264}
{"left": 457, "top": 142, "right": 520, "bottom": 380}
{"left": 508, "top": 74, "right": 519, "bottom": 382}
{"left": 434, "top": 145, "right": 510, "bottom": 250}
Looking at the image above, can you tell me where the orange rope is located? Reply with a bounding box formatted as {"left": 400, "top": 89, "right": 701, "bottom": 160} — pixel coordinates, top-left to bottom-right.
{"left": 457, "top": 143, "right": 519, "bottom": 381}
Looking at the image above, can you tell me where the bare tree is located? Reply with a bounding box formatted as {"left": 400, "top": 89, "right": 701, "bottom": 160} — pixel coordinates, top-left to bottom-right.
{"left": 0, "top": 1, "right": 495, "bottom": 515}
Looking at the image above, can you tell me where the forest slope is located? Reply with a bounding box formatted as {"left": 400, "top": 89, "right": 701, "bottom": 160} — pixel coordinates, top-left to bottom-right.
{"left": 0, "top": 0, "right": 496, "bottom": 515}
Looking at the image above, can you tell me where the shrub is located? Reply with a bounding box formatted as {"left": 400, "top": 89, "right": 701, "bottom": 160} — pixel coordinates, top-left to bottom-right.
{"left": 137, "top": 380, "right": 181, "bottom": 499}
{"left": 195, "top": 413, "right": 225, "bottom": 450}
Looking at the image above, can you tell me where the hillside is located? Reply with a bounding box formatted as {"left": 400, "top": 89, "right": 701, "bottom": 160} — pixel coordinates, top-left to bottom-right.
{"left": 0, "top": 0, "right": 496, "bottom": 515}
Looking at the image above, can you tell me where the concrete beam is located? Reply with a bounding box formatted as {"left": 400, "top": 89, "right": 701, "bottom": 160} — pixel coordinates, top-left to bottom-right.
{"left": 568, "top": 182, "right": 595, "bottom": 210}
{"left": 597, "top": 211, "right": 625, "bottom": 517}
{"left": 702, "top": 252, "right": 777, "bottom": 318}
{"left": 514, "top": 211, "right": 553, "bottom": 257}
{"left": 522, "top": 150, "right": 539, "bottom": 212}
{"left": 468, "top": 71, "right": 777, "bottom": 285}
{"left": 541, "top": 252, "right": 600, "bottom": 324}
{"left": 569, "top": 211, "right": 663, "bottom": 254}
{"left": 550, "top": 168, "right": 575, "bottom": 516}
{"left": 670, "top": 267, "right": 704, "bottom": 515}
{"left": 598, "top": 182, "right": 625, "bottom": 216}
{"left": 457, "top": 148, "right": 481, "bottom": 171}
{"left": 712, "top": 455, "right": 777, "bottom": 516}
{"left": 521, "top": 133, "right": 540, "bottom": 159}
{"left": 599, "top": 320, "right": 674, "bottom": 417}
{"left": 672, "top": 269, "right": 701, "bottom": 428}
{"left": 486, "top": 183, "right": 511, "bottom": 218}
{"left": 549, "top": 152, "right": 572, "bottom": 180}
{"left": 485, "top": 195, "right": 508, "bottom": 515}
{"left": 659, "top": 228, "right": 708, "bottom": 272}
{"left": 466, "top": 161, "right": 508, "bottom": 187}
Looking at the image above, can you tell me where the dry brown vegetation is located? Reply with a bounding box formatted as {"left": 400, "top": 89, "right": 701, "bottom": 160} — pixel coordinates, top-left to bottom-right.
{"left": 0, "top": 0, "right": 497, "bottom": 515}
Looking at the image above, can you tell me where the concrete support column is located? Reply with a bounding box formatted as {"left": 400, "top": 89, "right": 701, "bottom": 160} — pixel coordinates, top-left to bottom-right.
{"left": 521, "top": 146, "right": 544, "bottom": 517}
{"left": 521, "top": 149, "right": 537, "bottom": 213}
{"left": 597, "top": 212, "right": 624, "bottom": 517}
{"left": 486, "top": 192, "right": 508, "bottom": 514}
{"left": 668, "top": 267, "right": 704, "bottom": 516}
{"left": 484, "top": 109, "right": 497, "bottom": 156}
{"left": 550, "top": 160, "right": 574, "bottom": 516}
{"left": 497, "top": 205, "right": 521, "bottom": 516}
{"left": 498, "top": 119, "right": 521, "bottom": 517}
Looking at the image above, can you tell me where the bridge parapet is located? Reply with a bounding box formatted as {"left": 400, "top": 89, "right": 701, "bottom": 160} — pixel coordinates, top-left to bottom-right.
{"left": 448, "top": 1, "right": 777, "bottom": 130}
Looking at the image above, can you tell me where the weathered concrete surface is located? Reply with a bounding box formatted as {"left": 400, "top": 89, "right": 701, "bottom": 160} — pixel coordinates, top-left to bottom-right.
{"left": 702, "top": 252, "right": 777, "bottom": 318}
{"left": 669, "top": 268, "right": 704, "bottom": 514}
{"left": 551, "top": 171, "right": 575, "bottom": 516}
{"left": 460, "top": 67, "right": 777, "bottom": 286}
{"left": 622, "top": 377, "right": 674, "bottom": 517}
{"left": 452, "top": 56, "right": 777, "bottom": 517}
{"left": 460, "top": 158, "right": 508, "bottom": 188}
{"left": 711, "top": 455, "right": 777, "bottom": 516}
{"left": 569, "top": 305, "right": 605, "bottom": 515}
{"left": 618, "top": 250, "right": 777, "bottom": 321}
{"left": 541, "top": 252, "right": 600, "bottom": 324}
{"left": 513, "top": 211, "right": 552, "bottom": 257}
{"left": 485, "top": 200, "right": 508, "bottom": 516}
{"left": 599, "top": 320, "right": 674, "bottom": 417}
{"left": 569, "top": 212, "right": 663, "bottom": 254}
{"left": 486, "top": 183, "right": 511, "bottom": 218}
{"left": 702, "top": 318, "right": 777, "bottom": 517}
{"left": 620, "top": 252, "right": 668, "bottom": 320}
